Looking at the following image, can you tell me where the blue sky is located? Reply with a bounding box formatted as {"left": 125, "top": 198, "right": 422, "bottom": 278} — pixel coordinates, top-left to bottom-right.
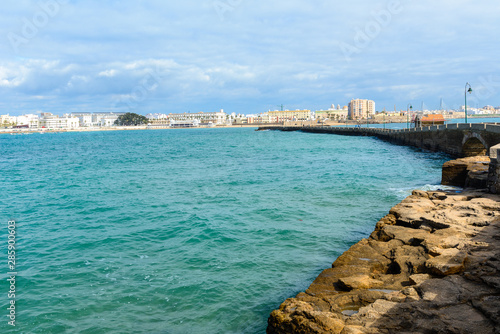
{"left": 1, "top": 0, "right": 499, "bottom": 116}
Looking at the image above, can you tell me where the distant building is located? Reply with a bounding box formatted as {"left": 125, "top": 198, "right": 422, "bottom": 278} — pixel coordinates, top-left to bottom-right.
{"left": 0, "top": 114, "right": 18, "bottom": 128}
{"left": 71, "top": 112, "right": 93, "bottom": 127}
{"left": 168, "top": 110, "right": 227, "bottom": 125}
{"left": 232, "top": 113, "right": 251, "bottom": 124}
{"left": 266, "top": 109, "right": 311, "bottom": 122}
{"left": 15, "top": 114, "right": 39, "bottom": 128}
{"left": 39, "top": 113, "right": 79, "bottom": 129}
{"left": 170, "top": 119, "right": 200, "bottom": 128}
{"left": 146, "top": 113, "right": 169, "bottom": 120}
{"left": 146, "top": 113, "right": 170, "bottom": 127}
{"left": 315, "top": 104, "right": 348, "bottom": 121}
{"left": 100, "top": 115, "right": 119, "bottom": 127}
{"left": 348, "top": 99, "right": 375, "bottom": 120}
{"left": 70, "top": 112, "right": 125, "bottom": 127}
{"left": 0, "top": 114, "right": 40, "bottom": 128}
{"left": 92, "top": 113, "right": 125, "bottom": 127}
{"left": 146, "top": 110, "right": 228, "bottom": 127}
{"left": 259, "top": 113, "right": 273, "bottom": 123}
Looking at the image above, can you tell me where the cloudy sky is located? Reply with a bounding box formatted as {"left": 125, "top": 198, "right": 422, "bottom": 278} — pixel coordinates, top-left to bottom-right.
{"left": 1, "top": 0, "right": 499, "bottom": 116}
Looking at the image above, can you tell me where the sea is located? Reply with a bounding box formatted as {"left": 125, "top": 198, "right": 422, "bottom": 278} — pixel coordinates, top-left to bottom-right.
{"left": 0, "top": 124, "right": 470, "bottom": 333}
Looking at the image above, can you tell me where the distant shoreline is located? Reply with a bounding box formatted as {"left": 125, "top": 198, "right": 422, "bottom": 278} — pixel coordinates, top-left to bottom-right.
{"left": 2, "top": 115, "right": 500, "bottom": 135}
{"left": 0, "top": 124, "right": 263, "bottom": 135}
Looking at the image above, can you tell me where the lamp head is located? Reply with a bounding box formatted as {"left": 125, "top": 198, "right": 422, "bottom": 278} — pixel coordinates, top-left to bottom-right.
{"left": 467, "top": 87, "right": 473, "bottom": 94}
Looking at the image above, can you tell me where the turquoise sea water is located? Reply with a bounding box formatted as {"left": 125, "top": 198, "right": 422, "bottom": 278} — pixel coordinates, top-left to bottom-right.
{"left": 1, "top": 128, "right": 449, "bottom": 333}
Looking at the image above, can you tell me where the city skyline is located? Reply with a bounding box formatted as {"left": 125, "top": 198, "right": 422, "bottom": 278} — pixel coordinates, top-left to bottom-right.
{"left": 1, "top": 1, "right": 499, "bottom": 116}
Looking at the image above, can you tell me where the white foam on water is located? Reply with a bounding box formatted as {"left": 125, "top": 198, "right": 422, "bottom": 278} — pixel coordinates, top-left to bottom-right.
{"left": 388, "top": 184, "right": 462, "bottom": 199}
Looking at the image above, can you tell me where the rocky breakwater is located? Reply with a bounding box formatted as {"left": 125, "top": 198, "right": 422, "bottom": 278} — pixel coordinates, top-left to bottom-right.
{"left": 267, "top": 189, "right": 500, "bottom": 333}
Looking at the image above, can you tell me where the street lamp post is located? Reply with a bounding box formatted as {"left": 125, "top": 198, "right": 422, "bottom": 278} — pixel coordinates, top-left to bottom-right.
{"left": 407, "top": 104, "right": 413, "bottom": 129}
{"left": 465, "top": 82, "right": 472, "bottom": 124}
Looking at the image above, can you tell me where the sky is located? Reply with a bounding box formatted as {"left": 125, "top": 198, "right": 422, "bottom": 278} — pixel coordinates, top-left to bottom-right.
{"left": 0, "top": 0, "right": 499, "bottom": 116}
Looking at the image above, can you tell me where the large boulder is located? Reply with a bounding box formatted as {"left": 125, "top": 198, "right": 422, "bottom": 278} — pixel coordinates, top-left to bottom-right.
{"left": 441, "top": 156, "right": 490, "bottom": 187}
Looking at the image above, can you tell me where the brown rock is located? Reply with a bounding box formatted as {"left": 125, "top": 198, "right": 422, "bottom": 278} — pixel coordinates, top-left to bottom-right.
{"left": 348, "top": 300, "right": 398, "bottom": 326}
{"left": 378, "top": 225, "right": 430, "bottom": 245}
{"left": 390, "top": 245, "right": 428, "bottom": 275}
{"left": 268, "top": 300, "right": 345, "bottom": 334}
{"left": 425, "top": 248, "right": 468, "bottom": 276}
{"left": 389, "top": 197, "right": 436, "bottom": 227}
{"left": 411, "top": 189, "right": 429, "bottom": 198}
{"left": 408, "top": 274, "right": 431, "bottom": 286}
{"left": 340, "top": 326, "right": 366, "bottom": 334}
{"left": 267, "top": 189, "right": 500, "bottom": 334}
{"left": 400, "top": 287, "right": 420, "bottom": 301}
{"left": 435, "top": 304, "right": 495, "bottom": 333}
{"left": 416, "top": 278, "right": 460, "bottom": 306}
{"left": 473, "top": 295, "right": 500, "bottom": 326}
{"left": 427, "top": 191, "right": 448, "bottom": 200}
{"left": 337, "top": 276, "right": 384, "bottom": 291}
{"left": 466, "top": 161, "right": 490, "bottom": 189}
{"left": 441, "top": 156, "right": 490, "bottom": 187}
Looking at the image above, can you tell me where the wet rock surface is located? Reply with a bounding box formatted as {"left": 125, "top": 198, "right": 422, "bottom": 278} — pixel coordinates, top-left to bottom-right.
{"left": 267, "top": 190, "right": 500, "bottom": 334}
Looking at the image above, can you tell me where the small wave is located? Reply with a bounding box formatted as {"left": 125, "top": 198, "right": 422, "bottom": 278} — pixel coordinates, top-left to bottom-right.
{"left": 389, "top": 184, "right": 462, "bottom": 199}
{"left": 417, "top": 184, "right": 462, "bottom": 192}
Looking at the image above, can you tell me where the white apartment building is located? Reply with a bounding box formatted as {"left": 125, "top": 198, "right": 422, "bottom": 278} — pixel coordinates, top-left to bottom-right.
{"left": 39, "top": 113, "right": 79, "bottom": 129}
{"left": 92, "top": 113, "right": 124, "bottom": 127}
{"left": 146, "top": 113, "right": 169, "bottom": 120}
{"left": 15, "top": 114, "right": 40, "bottom": 128}
{"left": 170, "top": 119, "right": 200, "bottom": 127}
{"left": 266, "top": 109, "right": 311, "bottom": 122}
{"left": 167, "top": 110, "right": 227, "bottom": 125}
{"left": 71, "top": 112, "right": 94, "bottom": 127}
{"left": 100, "top": 115, "right": 119, "bottom": 127}
{"left": 69, "top": 112, "right": 124, "bottom": 127}
{"left": 348, "top": 99, "right": 376, "bottom": 119}
{"left": 315, "top": 104, "right": 349, "bottom": 121}
{"left": 1, "top": 114, "right": 19, "bottom": 127}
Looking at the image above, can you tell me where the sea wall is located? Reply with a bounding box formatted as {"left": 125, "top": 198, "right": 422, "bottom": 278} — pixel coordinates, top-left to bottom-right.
{"left": 260, "top": 125, "right": 500, "bottom": 194}
{"left": 258, "top": 124, "right": 500, "bottom": 158}
{"left": 267, "top": 188, "right": 500, "bottom": 334}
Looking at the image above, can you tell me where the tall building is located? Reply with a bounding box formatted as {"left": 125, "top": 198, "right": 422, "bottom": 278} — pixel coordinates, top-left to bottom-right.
{"left": 348, "top": 99, "right": 375, "bottom": 120}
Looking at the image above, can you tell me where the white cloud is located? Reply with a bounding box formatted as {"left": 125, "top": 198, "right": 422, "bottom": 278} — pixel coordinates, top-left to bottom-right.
{"left": 293, "top": 73, "right": 320, "bottom": 81}
{"left": 0, "top": 1, "right": 499, "bottom": 115}
{"left": 98, "top": 69, "right": 117, "bottom": 77}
